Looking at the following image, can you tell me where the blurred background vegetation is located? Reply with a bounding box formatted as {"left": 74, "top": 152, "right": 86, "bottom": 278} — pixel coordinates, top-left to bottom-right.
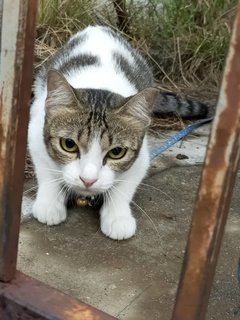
{"left": 36, "top": 0, "right": 237, "bottom": 95}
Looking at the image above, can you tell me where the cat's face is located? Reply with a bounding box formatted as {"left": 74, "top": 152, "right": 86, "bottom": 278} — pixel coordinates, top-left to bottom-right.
{"left": 44, "top": 70, "right": 158, "bottom": 196}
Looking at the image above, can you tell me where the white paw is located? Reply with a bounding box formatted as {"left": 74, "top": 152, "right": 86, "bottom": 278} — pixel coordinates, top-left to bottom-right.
{"left": 100, "top": 209, "right": 136, "bottom": 240}
{"left": 32, "top": 198, "right": 67, "bottom": 226}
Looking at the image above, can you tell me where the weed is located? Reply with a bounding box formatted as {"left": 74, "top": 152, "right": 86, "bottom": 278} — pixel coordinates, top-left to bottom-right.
{"left": 37, "top": 0, "right": 237, "bottom": 87}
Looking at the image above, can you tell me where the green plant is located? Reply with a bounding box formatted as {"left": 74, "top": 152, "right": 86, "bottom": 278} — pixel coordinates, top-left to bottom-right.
{"left": 36, "top": 0, "right": 237, "bottom": 86}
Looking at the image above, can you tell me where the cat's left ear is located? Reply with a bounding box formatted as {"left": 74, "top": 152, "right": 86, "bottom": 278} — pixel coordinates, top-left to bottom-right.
{"left": 45, "top": 69, "right": 79, "bottom": 109}
{"left": 117, "top": 87, "right": 160, "bottom": 128}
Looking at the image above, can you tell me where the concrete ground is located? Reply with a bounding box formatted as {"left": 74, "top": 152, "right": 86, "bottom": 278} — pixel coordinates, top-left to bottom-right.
{"left": 18, "top": 125, "right": 240, "bottom": 320}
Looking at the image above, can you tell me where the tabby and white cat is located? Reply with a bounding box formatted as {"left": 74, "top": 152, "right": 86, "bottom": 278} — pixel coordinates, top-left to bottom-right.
{"left": 28, "top": 26, "right": 207, "bottom": 240}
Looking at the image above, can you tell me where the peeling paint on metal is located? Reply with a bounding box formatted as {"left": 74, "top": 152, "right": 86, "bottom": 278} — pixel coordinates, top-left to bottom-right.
{"left": 172, "top": 4, "right": 240, "bottom": 320}
{"left": 0, "top": 0, "right": 36, "bottom": 282}
{"left": 0, "top": 272, "right": 116, "bottom": 319}
{"left": 0, "top": 1, "right": 20, "bottom": 158}
{"left": 64, "top": 305, "right": 104, "bottom": 319}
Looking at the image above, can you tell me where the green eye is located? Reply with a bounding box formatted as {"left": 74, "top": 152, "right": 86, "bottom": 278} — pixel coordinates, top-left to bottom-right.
{"left": 108, "top": 147, "right": 127, "bottom": 160}
{"left": 60, "top": 138, "right": 78, "bottom": 153}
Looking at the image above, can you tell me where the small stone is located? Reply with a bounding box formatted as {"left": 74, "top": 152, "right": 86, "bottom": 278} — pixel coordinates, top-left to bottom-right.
{"left": 108, "top": 284, "right": 117, "bottom": 290}
{"left": 176, "top": 154, "right": 189, "bottom": 160}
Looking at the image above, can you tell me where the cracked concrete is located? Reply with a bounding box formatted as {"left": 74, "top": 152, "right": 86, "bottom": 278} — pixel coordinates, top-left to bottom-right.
{"left": 18, "top": 127, "right": 240, "bottom": 319}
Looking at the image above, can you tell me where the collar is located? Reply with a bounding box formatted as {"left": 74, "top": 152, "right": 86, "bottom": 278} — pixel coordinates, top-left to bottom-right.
{"left": 67, "top": 193, "right": 104, "bottom": 209}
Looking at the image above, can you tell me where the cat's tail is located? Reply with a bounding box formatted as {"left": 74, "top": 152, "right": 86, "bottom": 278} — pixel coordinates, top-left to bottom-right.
{"left": 152, "top": 91, "right": 209, "bottom": 119}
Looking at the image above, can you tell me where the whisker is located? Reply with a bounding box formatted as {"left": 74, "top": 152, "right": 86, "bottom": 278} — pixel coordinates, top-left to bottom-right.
{"left": 37, "top": 167, "right": 63, "bottom": 174}
{"left": 114, "top": 179, "right": 173, "bottom": 200}
{"left": 22, "top": 193, "right": 36, "bottom": 205}
{"left": 26, "top": 166, "right": 63, "bottom": 175}
{"left": 26, "top": 167, "right": 75, "bottom": 182}
{"left": 106, "top": 189, "right": 117, "bottom": 213}
{"left": 53, "top": 184, "right": 67, "bottom": 205}
{"left": 111, "top": 185, "right": 161, "bottom": 239}
{"left": 23, "top": 185, "right": 39, "bottom": 195}
{"left": 23, "top": 177, "right": 64, "bottom": 195}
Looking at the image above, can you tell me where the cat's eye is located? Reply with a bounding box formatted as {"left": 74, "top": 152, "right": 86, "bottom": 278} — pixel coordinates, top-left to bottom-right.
{"left": 107, "top": 147, "right": 127, "bottom": 160}
{"left": 60, "top": 138, "right": 78, "bottom": 153}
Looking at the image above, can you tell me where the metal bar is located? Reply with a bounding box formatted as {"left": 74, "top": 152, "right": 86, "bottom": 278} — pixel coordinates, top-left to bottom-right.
{"left": 0, "top": 271, "right": 115, "bottom": 320}
{"left": 0, "top": 0, "right": 3, "bottom": 51}
{"left": 0, "top": 0, "right": 37, "bottom": 282}
{"left": 172, "top": 4, "right": 240, "bottom": 320}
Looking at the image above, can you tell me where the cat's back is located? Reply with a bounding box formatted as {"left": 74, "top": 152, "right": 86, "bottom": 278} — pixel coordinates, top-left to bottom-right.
{"left": 35, "top": 26, "right": 153, "bottom": 97}
{"left": 69, "top": 26, "right": 132, "bottom": 61}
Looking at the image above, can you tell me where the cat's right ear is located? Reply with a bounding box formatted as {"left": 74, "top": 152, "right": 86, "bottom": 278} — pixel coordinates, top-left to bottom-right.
{"left": 45, "top": 69, "right": 78, "bottom": 109}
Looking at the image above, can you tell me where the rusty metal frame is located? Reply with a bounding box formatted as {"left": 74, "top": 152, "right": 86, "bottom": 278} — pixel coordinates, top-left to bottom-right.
{"left": 0, "top": 0, "right": 37, "bottom": 283}
{"left": 1, "top": 0, "right": 240, "bottom": 319}
{"left": 0, "top": 272, "right": 115, "bottom": 319}
{"left": 172, "top": 3, "right": 240, "bottom": 320}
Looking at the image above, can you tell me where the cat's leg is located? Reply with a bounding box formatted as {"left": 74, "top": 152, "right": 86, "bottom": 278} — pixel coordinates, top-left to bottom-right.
{"left": 28, "top": 108, "right": 67, "bottom": 226}
{"left": 100, "top": 181, "right": 137, "bottom": 240}
{"left": 32, "top": 162, "right": 67, "bottom": 226}
{"left": 100, "top": 138, "right": 150, "bottom": 240}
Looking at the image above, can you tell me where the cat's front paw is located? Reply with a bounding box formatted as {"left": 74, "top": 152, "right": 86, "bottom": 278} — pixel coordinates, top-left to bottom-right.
{"left": 100, "top": 208, "right": 136, "bottom": 240}
{"left": 32, "top": 198, "right": 67, "bottom": 226}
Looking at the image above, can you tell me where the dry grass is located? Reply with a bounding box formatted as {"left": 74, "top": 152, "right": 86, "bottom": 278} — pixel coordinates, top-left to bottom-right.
{"left": 36, "top": 0, "right": 236, "bottom": 90}
{"left": 35, "top": 0, "right": 114, "bottom": 66}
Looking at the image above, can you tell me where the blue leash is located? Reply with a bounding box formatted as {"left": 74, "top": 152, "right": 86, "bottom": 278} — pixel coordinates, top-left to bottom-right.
{"left": 150, "top": 117, "right": 213, "bottom": 160}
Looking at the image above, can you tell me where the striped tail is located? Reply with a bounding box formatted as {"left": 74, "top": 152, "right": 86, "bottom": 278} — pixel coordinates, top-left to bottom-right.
{"left": 152, "top": 91, "right": 209, "bottom": 119}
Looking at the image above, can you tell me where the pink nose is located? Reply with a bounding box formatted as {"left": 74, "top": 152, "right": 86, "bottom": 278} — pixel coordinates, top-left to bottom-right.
{"left": 80, "top": 177, "right": 97, "bottom": 188}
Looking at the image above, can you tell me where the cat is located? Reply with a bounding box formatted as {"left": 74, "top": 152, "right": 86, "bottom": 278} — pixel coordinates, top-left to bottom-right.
{"left": 28, "top": 25, "right": 208, "bottom": 240}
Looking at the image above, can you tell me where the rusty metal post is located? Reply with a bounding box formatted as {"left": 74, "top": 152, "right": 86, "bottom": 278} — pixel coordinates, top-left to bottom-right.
{"left": 172, "top": 3, "right": 240, "bottom": 320}
{"left": 0, "top": 0, "right": 37, "bottom": 281}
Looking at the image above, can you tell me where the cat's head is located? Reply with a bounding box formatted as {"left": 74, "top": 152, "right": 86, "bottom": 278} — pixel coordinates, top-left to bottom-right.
{"left": 44, "top": 69, "right": 158, "bottom": 196}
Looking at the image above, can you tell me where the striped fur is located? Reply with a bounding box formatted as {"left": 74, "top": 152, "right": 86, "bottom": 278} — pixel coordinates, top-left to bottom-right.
{"left": 152, "top": 91, "right": 208, "bottom": 118}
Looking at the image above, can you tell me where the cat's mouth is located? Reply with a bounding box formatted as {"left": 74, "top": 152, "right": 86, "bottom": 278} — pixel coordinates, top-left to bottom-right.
{"left": 64, "top": 182, "right": 105, "bottom": 199}
{"left": 64, "top": 179, "right": 111, "bottom": 197}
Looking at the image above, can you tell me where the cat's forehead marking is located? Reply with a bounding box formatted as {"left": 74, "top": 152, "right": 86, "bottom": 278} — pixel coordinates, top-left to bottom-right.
{"left": 81, "top": 136, "right": 102, "bottom": 161}
{"left": 78, "top": 110, "right": 108, "bottom": 151}
{"left": 79, "top": 129, "right": 103, "bottom": 152}
{"left": 75, "top": 90, "right": 121, "bottom": 150}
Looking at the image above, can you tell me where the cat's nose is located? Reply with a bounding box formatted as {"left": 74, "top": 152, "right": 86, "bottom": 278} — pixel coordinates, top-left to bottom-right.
{"left": 80, "top": 177, "right": 97, "bottom": 188}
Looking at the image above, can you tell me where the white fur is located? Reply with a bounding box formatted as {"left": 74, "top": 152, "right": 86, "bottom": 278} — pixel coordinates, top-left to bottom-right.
{"left": 65, "top": 27, "right": 137, "bottom": 96}
{"left": 28, "top": 26, "right": 150, "bottom": 239}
